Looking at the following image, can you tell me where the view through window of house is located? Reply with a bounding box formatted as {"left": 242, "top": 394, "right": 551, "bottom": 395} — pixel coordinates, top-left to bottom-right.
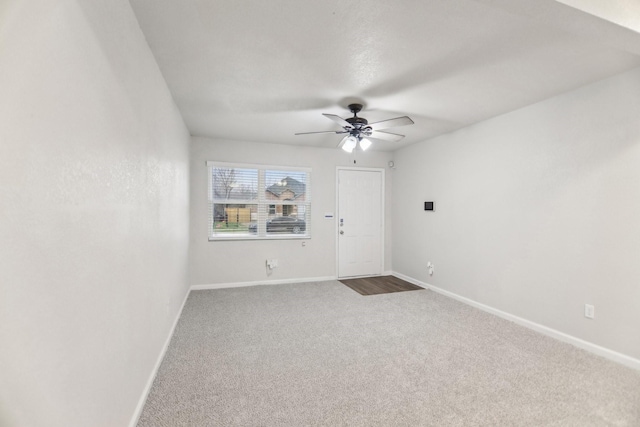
{"left": 208, "top": 162, "right": 311, "bottom": 240}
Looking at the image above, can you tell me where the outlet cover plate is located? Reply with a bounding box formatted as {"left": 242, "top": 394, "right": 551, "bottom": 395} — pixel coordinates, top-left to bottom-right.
{"left": 584, "top": 304, "right": 594, "bottom": 319}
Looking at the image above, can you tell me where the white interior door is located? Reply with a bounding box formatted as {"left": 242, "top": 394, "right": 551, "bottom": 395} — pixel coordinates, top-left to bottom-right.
{"left": 338, "top": 169, "right": 383, "bottom": 278}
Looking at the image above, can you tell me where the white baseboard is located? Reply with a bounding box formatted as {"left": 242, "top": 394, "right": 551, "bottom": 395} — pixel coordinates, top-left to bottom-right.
{"left": 129, "top": 287, "right": 191, "bottom": 427}
{"left": 392, "top": 271, "right": 640, "bottom": 371}
{"left": 191, "top": 275, "right": 337, "bottom": 291}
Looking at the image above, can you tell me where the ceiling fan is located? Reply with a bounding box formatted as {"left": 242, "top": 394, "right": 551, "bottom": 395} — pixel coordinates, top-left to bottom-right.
{"left": 295, "top": 103, "right": 414, "bottom": 152}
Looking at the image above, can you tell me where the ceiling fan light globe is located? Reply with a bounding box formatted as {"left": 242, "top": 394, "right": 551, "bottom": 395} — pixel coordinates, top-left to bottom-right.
{"left": 341, "top": 135, "right": 357, "bottom": 153}
{"left": 359, "top": 138, "right": 371, "bottom": 151}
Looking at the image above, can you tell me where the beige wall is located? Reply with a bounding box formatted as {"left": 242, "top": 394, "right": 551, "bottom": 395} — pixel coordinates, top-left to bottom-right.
{"left": 0, "top": 1, "right": 190, "bottom": 426}
{"left": 392, "top": 67, "right": 640, "bottom": 361}
{"left": 190, "top": 137, "right": 394, "bottom": 285}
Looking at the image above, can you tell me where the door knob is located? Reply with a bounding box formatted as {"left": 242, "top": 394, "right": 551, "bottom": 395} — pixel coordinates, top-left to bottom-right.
{"left": 339, "top": 230, "right": 344, "bottom": 235}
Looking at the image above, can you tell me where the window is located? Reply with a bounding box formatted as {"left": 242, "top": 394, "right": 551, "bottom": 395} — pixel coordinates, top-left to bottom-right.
{"left": 208, "top": 162, "right": 311, "bottom": 240}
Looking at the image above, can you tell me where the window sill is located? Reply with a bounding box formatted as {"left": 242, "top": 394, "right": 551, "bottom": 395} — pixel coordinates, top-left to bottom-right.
{"left": 208, "top": 235, "right": 311, "bottom": 241}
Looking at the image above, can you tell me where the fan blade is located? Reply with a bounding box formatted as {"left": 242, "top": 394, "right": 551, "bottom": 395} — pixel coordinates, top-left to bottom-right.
{"left": 295, "top": 130, "right": 348, "bottom": 135}
{"left": 368, "top": 116, "right": 414, "bottom": 131}
{"left": 366, "top": 130, "right": 405, "bottom": 142}
{"left": 322, "top": 113, "right": 352, "bottom": 128}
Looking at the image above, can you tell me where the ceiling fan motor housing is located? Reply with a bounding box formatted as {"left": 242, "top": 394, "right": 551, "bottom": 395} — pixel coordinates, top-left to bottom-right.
{"left": 346, "top": 103, "right": 368, "bottom": 129}
{"left": 346, "top": 116, "right": 368, "bottom": 126}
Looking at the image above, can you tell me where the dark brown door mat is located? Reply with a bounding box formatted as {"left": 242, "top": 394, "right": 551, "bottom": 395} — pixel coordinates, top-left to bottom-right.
{"left": 340, "top": 275, "right": 424, "bottom": 296}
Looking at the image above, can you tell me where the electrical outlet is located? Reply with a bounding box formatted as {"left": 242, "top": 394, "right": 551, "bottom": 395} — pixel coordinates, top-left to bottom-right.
{"left": 266, "top": 259, "right": 278, "bottom": 269}
{"left": 584, "top": 304, "right": 594, "bottom": 319}
{"left": 427, "top": 262, "right": 434, "bottom": 276}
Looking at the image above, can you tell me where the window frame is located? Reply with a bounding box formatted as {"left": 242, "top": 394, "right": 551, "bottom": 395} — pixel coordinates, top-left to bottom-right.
{"left": 207, "top": 161, "right": 311, "bottom": 241}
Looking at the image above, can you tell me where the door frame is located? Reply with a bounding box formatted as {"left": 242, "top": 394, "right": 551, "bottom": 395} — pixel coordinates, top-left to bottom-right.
{"left": 335, "top": 166, "right": 385, "bottom": 279}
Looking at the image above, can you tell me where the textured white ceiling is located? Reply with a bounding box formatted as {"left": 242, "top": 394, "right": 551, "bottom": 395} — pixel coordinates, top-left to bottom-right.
{"left": 130, "top": 0, "right": 640, "bottom": 151}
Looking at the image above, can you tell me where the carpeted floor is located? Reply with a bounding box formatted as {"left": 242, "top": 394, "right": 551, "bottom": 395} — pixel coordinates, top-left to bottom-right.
{"left": 138, "top": 280, "right": 640, "bottom": 426}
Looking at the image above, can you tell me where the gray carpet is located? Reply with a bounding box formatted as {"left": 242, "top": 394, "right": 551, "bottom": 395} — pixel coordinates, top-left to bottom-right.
{"left": 138, "top": 280, "right": 640, "bottom": 426}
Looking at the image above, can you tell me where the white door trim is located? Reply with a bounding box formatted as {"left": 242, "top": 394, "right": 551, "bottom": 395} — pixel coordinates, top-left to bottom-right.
{"left": 335, "top": 166, "right": 385, "bottom": 279}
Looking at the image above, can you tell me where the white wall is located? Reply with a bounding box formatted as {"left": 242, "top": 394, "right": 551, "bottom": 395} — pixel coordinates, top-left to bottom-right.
{"left": 557, "top": 0, "right": 640, "bottom": 33}
{"left": 0, "top": 2, "right": 190, "bottom": 426}
{"left": 392, "top": 67, "right": 640, "bottom": 361}
{"left": 190, "top": 137, "right": 394, "bottom": 285}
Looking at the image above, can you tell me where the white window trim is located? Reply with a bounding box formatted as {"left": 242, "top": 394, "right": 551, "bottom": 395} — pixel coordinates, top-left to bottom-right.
{"left": 207, "top": 161, "right": 311, "bottom": 241}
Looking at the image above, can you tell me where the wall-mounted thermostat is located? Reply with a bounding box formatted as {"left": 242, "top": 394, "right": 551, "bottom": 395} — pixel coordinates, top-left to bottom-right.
{"left": 424, "top": 202, "right": 434, "bottom": 211}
